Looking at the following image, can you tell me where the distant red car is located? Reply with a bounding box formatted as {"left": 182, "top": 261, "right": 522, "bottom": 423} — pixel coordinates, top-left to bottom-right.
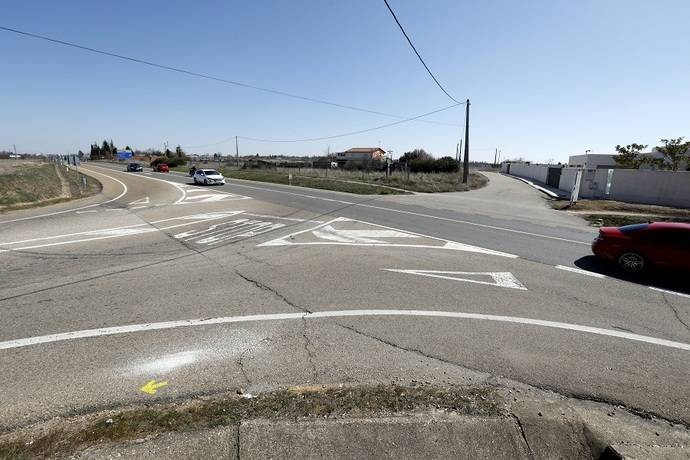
{"left": 591, "top": 222, "right": 690, "bottom": 273}
{"left": 152, "top": 163, "right": 169, "bottom": 173}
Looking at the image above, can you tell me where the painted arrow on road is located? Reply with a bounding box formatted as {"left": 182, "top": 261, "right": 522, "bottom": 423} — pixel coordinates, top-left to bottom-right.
{"left": 384, "top": 269, "right": 527, "bottom": 290}
{"left": 140, "top": 379, "right": 168, "bottom": 395}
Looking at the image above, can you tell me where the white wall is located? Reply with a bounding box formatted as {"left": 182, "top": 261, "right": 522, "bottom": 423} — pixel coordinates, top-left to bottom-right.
{"left": 609, "top": 170, "right": 690, "bottom": 208}
{"left": 505, "top": 164, "right": 690, "bottom": 208}
{"left": 504, "top": 163, "right": 549, "bottom": 183}
{"left": 559, "top": 168, "right": 578, "bottom": 193}
{"left": 578, "top": 169, "right": 609, "bottom": 199}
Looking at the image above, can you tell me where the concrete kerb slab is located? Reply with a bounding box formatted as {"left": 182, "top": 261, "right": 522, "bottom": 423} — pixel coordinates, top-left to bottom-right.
{"left": 239, "top": 416, "right": 530, "bottom": 460}
{"left": 73, "top": 426, "right": 238, "bottom": 460}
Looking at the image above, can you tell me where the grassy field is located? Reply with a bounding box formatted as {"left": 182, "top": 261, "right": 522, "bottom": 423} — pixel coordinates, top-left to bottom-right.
{"left": 222, "top": 169, "right": 409, "bottom": 195}
{"left": 0, "top": 161, "right": 101, "bottom": 211}
{"left": 269, "top": 167, "right": 488, "bottom": 193}
{"left": 202, "top": 166, "right": 488, "bottom": 194}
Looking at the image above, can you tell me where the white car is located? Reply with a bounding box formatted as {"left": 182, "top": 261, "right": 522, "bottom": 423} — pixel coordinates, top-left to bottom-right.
{"left": 193, "top": 169, "right": 226, "bottom": 185}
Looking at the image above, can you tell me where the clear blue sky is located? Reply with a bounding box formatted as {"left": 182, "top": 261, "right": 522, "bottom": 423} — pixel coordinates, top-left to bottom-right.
{"left": 1, "top": 0, "right": 689, "bottom": 163}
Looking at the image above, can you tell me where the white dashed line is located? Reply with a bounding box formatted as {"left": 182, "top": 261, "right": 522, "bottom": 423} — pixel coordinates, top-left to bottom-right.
{"left": 1, "top": 309, "right": 688, "bottom": 351}
{"left": 555, "top": 265, "right": 607, "bottom": 278}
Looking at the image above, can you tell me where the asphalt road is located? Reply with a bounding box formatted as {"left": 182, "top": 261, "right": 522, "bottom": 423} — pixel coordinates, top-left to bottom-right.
{"left": 1, "top": 163, "right": 688, "bottom": 430}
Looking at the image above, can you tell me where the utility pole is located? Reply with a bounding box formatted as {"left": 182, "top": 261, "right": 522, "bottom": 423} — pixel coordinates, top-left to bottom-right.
{"left": 456, "top": 143, "right": 459, "bottom": 162}
{"left": 493, "top": 148, "right": 498, "bottom": 168}
{"left": 235, "top": 136, "right": 239, "bottom": 168}
{"left": 462, "top": 99, "right": 470, "bottom": 184}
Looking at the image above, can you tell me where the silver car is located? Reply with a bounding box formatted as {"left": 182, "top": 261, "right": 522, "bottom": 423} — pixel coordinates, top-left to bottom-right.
{"left": 193, "top": 169, "right": 226, "bottom": 185}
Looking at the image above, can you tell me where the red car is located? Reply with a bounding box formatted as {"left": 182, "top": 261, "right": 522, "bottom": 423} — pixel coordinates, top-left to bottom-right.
{"left": 591, "top": 222, "right": 690, "bottom": 273}
{"left": 152, "top": 163, "right": 169, "bottom": 173}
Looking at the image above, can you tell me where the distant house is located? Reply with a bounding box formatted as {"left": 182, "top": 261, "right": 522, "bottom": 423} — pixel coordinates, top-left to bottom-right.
{"left": 336, "top": 147, "right": 386, "bottom": 166}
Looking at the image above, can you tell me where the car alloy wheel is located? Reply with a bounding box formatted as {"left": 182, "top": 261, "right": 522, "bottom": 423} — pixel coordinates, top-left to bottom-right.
{"left": 618, "top": 252, "right": 644, "bottom": 273}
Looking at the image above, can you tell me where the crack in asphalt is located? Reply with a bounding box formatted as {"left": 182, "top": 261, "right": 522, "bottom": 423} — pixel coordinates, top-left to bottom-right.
{"left": 335, "top": 322, "right": 690, "bottom": 429}
{"left": 232, "top": 267, "right": 318, "bottom": 382}
{"left": 237, "top": 338, "right": 272, "bottom": 386}
{"left": 301, "top": 316, "right": 318, "bottom": 383}
{"left": 660, "top": 292, "right": 690, "bottom": 333}
{"left": 512, "top": 414, "right": 534, "bottom": 459}
{"left": 233, "top": 268, "right": 310, "bottom": 313}
{"left": 336, "top": 322, "right": 473, "bottom": 372}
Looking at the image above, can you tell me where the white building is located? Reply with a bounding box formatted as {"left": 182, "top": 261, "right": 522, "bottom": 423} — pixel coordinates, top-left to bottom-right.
{"left": 567, "top": 154, "right": 616, "bottom": 169}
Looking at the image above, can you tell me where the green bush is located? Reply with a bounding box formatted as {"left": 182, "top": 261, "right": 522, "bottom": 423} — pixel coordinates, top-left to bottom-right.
{"left": 408, "top": 157, "right": 459, "bottom": 173}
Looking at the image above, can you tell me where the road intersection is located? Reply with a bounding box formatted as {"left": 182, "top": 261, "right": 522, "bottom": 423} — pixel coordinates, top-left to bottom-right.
{"left": 1, "top": 163, "right": 688, "bottom": 430}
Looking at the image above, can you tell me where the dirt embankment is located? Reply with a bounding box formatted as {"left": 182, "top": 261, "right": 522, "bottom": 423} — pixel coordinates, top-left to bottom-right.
{"left": 0, "top": 161, "right": 101, "bottom": 212}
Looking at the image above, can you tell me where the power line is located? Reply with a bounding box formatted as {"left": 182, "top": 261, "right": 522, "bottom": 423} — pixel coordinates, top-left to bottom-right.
{"left": 382, "top": 0, "right": 459, "bottom": 104}
{"left": 0, "top": 24, "right": 458, "bottom": 127}
{"left": 185, "top": 102, "right": 462, "bottom": 148}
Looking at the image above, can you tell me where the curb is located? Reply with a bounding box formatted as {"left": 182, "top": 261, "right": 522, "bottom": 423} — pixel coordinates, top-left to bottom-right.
{"left": 70, "top": 410, "right": 690, "bottom": 459}
{"left": 501, "top": 173, "right": 563, "bottom": 199}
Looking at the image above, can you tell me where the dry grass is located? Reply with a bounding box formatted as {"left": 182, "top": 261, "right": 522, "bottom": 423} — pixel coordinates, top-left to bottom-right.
{"left": 229, "top": 167, "right": 487, "bottom": 193}
{"left": 551, "top": 199, "right": 690, "bottom": 217}
{"left": 0, "top": 162, "right": 101, "bottom": 212}
{"left": 0, "top": 385, "right": 503, "bottom": 459}
{"left": 222, "top": 169, "right": 409, "bottom": 195}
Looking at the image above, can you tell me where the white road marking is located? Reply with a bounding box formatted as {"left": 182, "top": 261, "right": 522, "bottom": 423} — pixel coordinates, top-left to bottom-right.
{"left": 1, "top": 309, "right": 688, "bottom": 352}
{"left": 555, "top": 265, "right": 607, "bottom": 279}
{"left": 259, "top": 217, "right": 518, "bottom": 258}
{"left": 105, "top": 208, "right": 126, "bottom": 212}
{"left": 0, "top": 211, "right": 246, "bottom": 251}
{"left": 128, "top": 196, "right": 150, "bottom": 205}
{"left": 0, "top": 168, "right": 129, "bottom": 224}
{"left": 130, "top": 206, "right": 148, "bottom": 210}
{"left": 313, "top": 226, "right": 418, "bottom": 243}
{"left": 242, "top": 213, "right": 324, "bottom": 223}
{"left": 175, "top": 219, "right": 285, "bottom": 245}
{"left": 384, "top": 269, "right": 527, "bottom": 290}
{"left": 217, "top": 181, "right": 591, "bottom": 245}
{"left": 178, "top": 194, "right": 228, "bottom": 203}
{"left": 75, "top": 210, "right": 98, "bottom": 214}
{"left": 649, "top": 287, "right": 690, "bottom": 300}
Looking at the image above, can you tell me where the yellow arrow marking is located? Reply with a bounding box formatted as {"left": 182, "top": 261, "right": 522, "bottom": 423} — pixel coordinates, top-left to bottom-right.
{"left": 140, "top": 379, "right": 168, "bottom": 395}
